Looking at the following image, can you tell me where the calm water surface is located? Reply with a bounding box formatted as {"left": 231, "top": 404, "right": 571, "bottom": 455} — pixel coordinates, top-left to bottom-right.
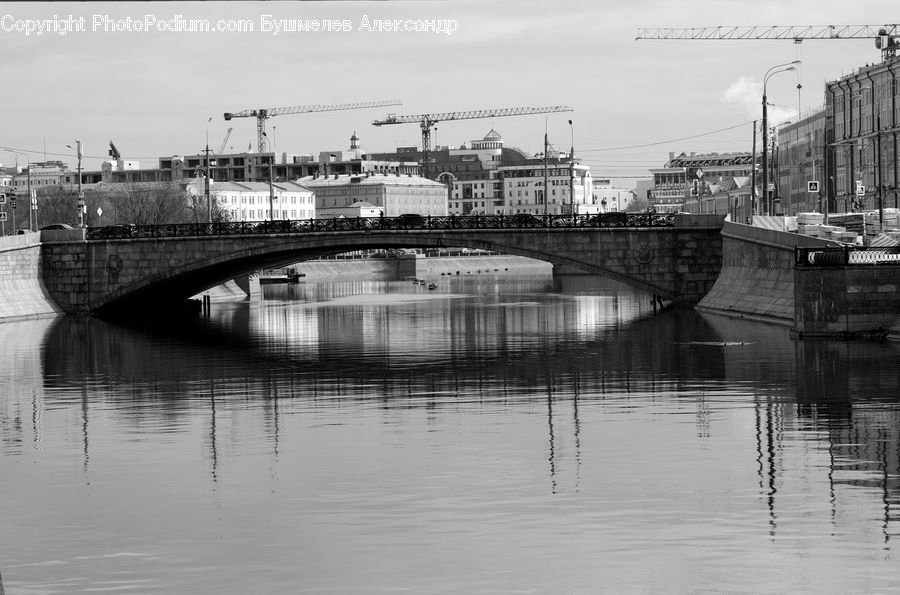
{"left": 2, "top": 272, "right": 900, "bottom": 594}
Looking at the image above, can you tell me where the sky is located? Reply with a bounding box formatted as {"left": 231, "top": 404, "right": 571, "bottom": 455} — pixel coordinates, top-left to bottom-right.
{"left": 0, "top": 0, "right": 894, "bottom": 188}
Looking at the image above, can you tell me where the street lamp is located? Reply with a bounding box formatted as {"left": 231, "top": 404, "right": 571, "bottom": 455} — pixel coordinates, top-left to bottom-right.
{"left": 568, "top": 119, "right": 575, "bottom": 217}
{"left": 263, "top": 132, "right": 274, "bottom": 222}
{"left": 4, "top": 150, "right": 29, "bottom": 232}
{"left": 205, "top": 117, "right": 213, "bottom": 224}
{"left": 66, "top": 141, "right": 84, "bottom": 228}
{"left": 762, "top": 59, "right": 800, "bottom": 216}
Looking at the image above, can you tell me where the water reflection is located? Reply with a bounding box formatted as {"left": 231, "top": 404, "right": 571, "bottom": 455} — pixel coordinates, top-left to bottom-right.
{"left": 2, "top": 275, "right": 900, "bottom": 591}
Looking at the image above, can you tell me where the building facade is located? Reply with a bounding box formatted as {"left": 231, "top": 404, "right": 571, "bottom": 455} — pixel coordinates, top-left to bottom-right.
{"left": 823, "top": 56, "right": 900, "bottom": 213}
{"left": 497, "top": 159, "right": 593, "bottom": 215}
{"left": 209, "top": 181, "right": 315, "bottom": 222}
{"left": 649, "top": 152, "right": 755, "bottom": 216}
{"left": 776, "top": 110, "right": 828, "bottom": 215}
{"left": 297, "top": 173, "right": 447, "bottom": 218}
{"left": 592, "top": 179, "right": 635, "bottom": 212}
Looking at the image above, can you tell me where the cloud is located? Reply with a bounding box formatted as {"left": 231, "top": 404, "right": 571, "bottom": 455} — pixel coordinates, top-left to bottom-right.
{"left": 724, "top": 77, "right": 797, "bottom": 125}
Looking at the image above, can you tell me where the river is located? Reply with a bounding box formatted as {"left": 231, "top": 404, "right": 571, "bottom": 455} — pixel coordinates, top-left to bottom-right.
{"left": 1, "top": 271, "right": 899, "bottom": 594}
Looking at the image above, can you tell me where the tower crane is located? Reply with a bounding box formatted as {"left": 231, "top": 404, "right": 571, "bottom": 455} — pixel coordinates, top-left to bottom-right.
{"left": 224, "top": 99, "right": 402, "bottom": 155}
{"left": 371, "top": 105, "right": 574, "bottom": 178}
{"left": 635, "top": 25, "right": 899, "bottom": 61}
{"left": 217, "top": 127, "right": 233, "bottom": 155}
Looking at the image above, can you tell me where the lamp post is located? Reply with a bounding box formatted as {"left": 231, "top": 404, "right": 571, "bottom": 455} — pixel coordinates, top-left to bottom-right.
{"left": 762, "top": 60, "right": 800, "bottom": 216}
{"left": 4, "top": 150, "right": 28, "bottom": 232}
{"left": 543, "top": 117, "right": 549, "bottom": 216}
{"left": 66, "top": 141, "right": 84, "bottom": 227}
{"left": 263, "top": 132, "right": 274, "bottom": 222}
{"left": 568, "top": 119, "right": 575, "bottom": 217}
{"left": 205, "top": 117, "right": 213, "bottom": 224}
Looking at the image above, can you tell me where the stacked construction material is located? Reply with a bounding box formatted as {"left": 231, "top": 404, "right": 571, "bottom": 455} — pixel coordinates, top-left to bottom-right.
{"left": 826, "top": 213, "right": 866, "bottom": 235}
{"left": 796, "top": 212, "right": 825, "bottom": 237}
{"left": 865, "top": 209, "right": 900, "bottom": 235}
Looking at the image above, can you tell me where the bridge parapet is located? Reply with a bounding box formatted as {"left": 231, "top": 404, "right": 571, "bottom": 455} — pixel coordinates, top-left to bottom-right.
{"left": 40, "top": 213, "right": 724, "bottom": 316}
{"left": 84, "top": 212, "right": 679, "bottom": 241}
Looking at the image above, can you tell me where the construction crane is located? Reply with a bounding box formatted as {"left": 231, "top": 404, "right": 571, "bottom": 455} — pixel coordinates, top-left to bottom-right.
{"left": 224, "top": 99, "right": 402, "bottom": 155}
{"left": 371, "top": 105, "right": 574, "bottom": 178}
{"left": 108, "top": 141, "right": 121, "bottom": 161}
{"left": 217, "top": 127, "right": 233, "bottom": 155}
{"left": 636, "top": 25, "right": 899, "bottom": 61}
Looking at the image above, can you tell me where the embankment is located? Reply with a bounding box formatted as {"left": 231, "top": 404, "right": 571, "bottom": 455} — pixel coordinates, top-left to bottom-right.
{"left": 698, "top": 221, "right": 900, "bottom": 339}
{"left": 0, "top": 232, "right": 63, "bottom": 322}
{"left": 696, "top": 221, "right": 836, "bottom": 325}
{"left": 293, "top": 255, "right": 551, "bottom": 278}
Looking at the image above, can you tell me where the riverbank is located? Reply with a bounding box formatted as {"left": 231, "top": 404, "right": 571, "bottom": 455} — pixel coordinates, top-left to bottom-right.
{"left": 202, "top": 255, "right": 551, "bottom": 302}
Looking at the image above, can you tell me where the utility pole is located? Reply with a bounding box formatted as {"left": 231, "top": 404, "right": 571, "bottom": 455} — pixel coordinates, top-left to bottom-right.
{"left": 76, "top": 140, "right": 83, "bottom": 228}
{"left": 25, "top": 158, "right": 31, "bottom": 230}
{"left": 205, "top": 144, "right": 212, "bottom": 224}
{"left": 543, "top": 123, "right": 549, "bottom": 216}
{"left": 205, "top": 117, "right": 212, "bottom": 224}
{"left": 750, "top": 120, "right": 757, "bottom": 222}
{"left": 569, "top": 120, "right": 575, "bottom": 218}
{"left": 268, "top": 158, "right": 275, "bottom": 222}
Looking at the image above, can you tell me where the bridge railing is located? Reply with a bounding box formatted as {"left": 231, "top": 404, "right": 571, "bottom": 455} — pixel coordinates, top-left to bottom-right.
{"left": 796, "top": 246, "right": 900, "bottom": 266}
{"left": 85, "top": 212, "right": 676, "bottom": 240}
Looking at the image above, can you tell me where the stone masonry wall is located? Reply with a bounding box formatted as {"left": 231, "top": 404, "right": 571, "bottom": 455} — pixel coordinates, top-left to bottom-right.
{"left": 795, "top": 265, "right": 900, "bottom": 337}
{"left": 697, "top": 221, "right": 836, "bottom": 325}
{"left": 0, "top": 232, "right": 63, "bottom": 321}
{"left": 39, "top": 221, "right": 726, "bottom": 314}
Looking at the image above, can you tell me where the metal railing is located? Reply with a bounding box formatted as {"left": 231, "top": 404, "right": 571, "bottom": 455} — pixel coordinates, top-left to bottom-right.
{"left": 796, "top": 246, "right": 900, "bottom": 266}
{"left": 85, "top": 212, "right": 676, "bottom": 241}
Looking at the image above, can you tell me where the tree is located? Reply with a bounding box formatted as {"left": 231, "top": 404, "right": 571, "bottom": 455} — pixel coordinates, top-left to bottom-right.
{"left": 33, "top": 180, "right": 230, "bottom": 228}
{"left": 625, "top": 192, "right": 650, "bottom": 213}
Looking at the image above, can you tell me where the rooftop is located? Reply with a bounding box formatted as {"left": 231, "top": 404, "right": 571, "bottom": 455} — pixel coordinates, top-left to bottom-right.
{"left": 297, "top": 173, "right": 445, "bottom": 188}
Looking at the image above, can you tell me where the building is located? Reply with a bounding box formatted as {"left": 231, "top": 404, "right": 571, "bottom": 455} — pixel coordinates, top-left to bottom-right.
{"left": 297, "top": 173, "right": 447, "bottom": 218}
{"left": 776, "top": 110, "right": 828, "bottom": 215}
{"left": 370, "top": 129, "right": 542, "bottom": 216}
{"left": 822, "top": 56, "right": 900, "bottom": 213}
{"left": 497, "top": 157, "right": 593, "bottom": 215}
{"left": 169, "top": 133, "right": 418, "bottom": 184}
{"left": 209, "top": 181, "right": 315, "bottom": 222}
{"left": 10, "top": 161, "right": 74, "bottom": 193}
{"left": 649, "top": 152, "right": 755, "bottom": 215}
{"left": 592, "top": 179, "right": 635, "bottom": 212}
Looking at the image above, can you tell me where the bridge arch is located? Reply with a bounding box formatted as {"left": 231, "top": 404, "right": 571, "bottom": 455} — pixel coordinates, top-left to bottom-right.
{"left": 40, "top": 216, "right": 724, "bottom": 315}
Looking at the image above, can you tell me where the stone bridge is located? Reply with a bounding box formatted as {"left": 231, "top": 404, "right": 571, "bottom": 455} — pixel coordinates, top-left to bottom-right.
{"left": 39, "top": 213, "right": 725, "bottom": 316}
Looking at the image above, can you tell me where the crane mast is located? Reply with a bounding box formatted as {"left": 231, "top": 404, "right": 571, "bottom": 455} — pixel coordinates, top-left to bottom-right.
{"left": 636, "top": 25, "right": 899, "bottom": 61}
{"left": 372, "top": 105, "right": 573, "bottom": 179}
{"left": 218, "top": 128, "right": 233, "bottom": 156}
{"left": 224, "top": 99, "right": 402, "bottom": 155}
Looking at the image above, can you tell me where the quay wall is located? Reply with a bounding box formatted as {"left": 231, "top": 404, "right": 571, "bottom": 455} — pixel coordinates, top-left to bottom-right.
{"left": 0, "top": 232, "right": 63, "bottom": 322}
{"left": 696, "top": 221, "right": 836, "bottom": 326}
{"left": 795, "top": 263, "right": 900, "bottom": 339}
{"left": 698, "top": 221, "right": 900, "bottom": 339}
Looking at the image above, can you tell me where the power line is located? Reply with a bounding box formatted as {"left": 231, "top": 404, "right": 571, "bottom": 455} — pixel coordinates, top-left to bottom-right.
{"left": 576, "top": 120, "right": 755, "bottom": 152}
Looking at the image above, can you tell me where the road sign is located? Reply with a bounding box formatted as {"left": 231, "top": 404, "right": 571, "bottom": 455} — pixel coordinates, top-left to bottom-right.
{"left": 807, "top": 181, "right": 820, "bottom": 193}
{"left": 857, "top": 184, "right": 866, "bottom": 196}
{"left": 10, "top": 199, "right": 16, "bottom": 209}
{"left": 0, "top": 212, "right": 6, "bottom": 222}
{"left": 0, "top": 194, "right": 5, "bottom": 204}
{"left": 696, "top": 168, "right": 704, "bottom": 179}
{"left": 97, "top": 206, "right": 103, "bottom": 217}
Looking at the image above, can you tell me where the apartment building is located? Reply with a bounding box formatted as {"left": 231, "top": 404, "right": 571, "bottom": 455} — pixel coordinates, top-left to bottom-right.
{"left": 210, "top": 181, "right": 315, "bottom": 222}
{"left": 297, "top": 172, "right": 447, "bottom": 217}
{"left": 822, "top": 56, "right": 900, "bottom": 212}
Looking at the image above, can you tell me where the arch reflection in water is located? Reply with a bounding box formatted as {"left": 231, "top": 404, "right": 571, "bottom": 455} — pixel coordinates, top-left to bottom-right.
{"left": 1, "top": 275, "right": 900, "bottom": 592}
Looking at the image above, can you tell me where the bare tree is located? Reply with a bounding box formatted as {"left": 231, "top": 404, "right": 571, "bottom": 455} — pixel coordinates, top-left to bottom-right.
{"left": 30, "top": 180, "right": 229, "bottom": 228}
